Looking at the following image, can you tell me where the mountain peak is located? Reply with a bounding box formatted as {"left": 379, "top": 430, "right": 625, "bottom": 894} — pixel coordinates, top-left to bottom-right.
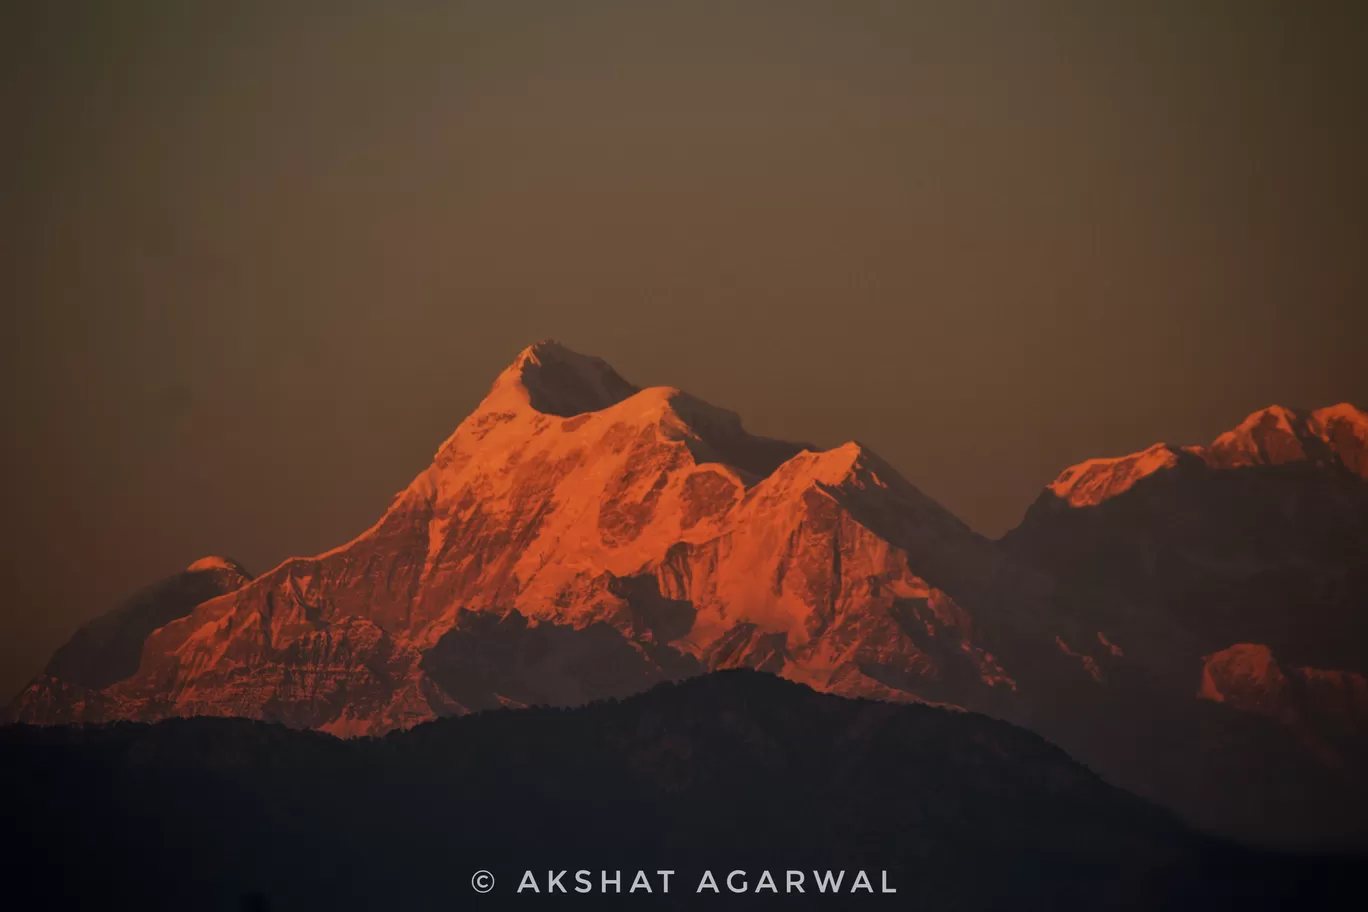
{"left": 1218, "top": 402, "right": 1312, "bottom": 441}
{"left": 1207, "top": 403, "right": 1337, "bottom": 471}
{"left": 482, "top": 340, "right": 639, "bottom": 418}
{"left": 1040, "top": 401, "right": 1367, "bottom": 509}
{"left": 1241, "top": 403, "right": 1301, "bottom": 424}
{"left": 1313, "top": 402, "right": 1367, "bottom": 425}
{"left": 185, "top": 556, "right": 251, "bottom": 577}
{"left": 1310, "top": 402, "right": 1368, "bottom": 478}
{"left": 1047, "top": 443, "right": 1186, "bottom": 507}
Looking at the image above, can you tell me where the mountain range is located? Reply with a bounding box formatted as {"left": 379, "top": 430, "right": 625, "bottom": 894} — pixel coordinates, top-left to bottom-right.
{"left": 6, "top": 341, "right": 1366, "bottom": 850}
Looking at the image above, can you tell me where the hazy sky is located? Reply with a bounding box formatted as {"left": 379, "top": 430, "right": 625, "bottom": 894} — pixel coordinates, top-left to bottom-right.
{"left": 3, "top": 1, "right": 1365, "bottom": 699}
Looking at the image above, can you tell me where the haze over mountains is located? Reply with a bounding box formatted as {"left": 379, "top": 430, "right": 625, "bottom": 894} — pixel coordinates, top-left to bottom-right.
{"left": 6, "top": 342, "right": 1366, "bottom": 850}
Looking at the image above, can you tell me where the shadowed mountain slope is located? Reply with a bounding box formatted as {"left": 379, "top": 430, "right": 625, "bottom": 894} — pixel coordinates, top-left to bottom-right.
{"left": 2, "top": 671, "right": 1354, "bottom": 912}
{"left": 1003, "top": 403, "right": 1368, "bottom": 849}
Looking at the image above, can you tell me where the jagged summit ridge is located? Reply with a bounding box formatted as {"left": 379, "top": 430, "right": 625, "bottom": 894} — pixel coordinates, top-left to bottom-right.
{"left": 1207, "top": 403, "right": 1366, "bottom": 471}
{"left": 481, "top": 339, "right": 640, "bottom": 418}
{"left": 1045, "top": 403, "right": 1368, "bottom": 508}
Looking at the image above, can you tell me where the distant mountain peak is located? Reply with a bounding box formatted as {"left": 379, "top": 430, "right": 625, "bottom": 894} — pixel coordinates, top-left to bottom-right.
{"left": 1043, "top": 402, "right": 1368, "bottom": 508}
{"left": 1047, "top": 443, "right": 1187, "bottom": 507}
{"left": 1311, "top": 403, "right": 1368, "bottom": 478}
{"left": 483, "top": 340, "right": 640, "bottom": 418}
{"left": 14, "top": 559, "right": 255, "bottom": 695}
{"left": 1206, "top": 402, "right": 1365, "bottom": 474}
{"left": 185, "top": 556, "right": 251, "bottom": 577}
{"left": 1314, "top": 401, "right": 1368, "bottom": 425}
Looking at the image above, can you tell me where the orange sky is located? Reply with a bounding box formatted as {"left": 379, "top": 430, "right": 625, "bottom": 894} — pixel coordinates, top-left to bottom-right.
{"left": 3, "top": 1, "right": 1366, "bottom": 699}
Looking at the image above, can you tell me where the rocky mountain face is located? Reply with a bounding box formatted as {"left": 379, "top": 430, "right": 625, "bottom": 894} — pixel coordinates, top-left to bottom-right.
{"left": 5, "top": 342, "right": 1365, "bottom": 850}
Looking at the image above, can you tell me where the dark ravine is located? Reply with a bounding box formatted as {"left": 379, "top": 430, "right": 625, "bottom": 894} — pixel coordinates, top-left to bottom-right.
{"left": 2, "top": 672, "right": 1356, "bottom": 912}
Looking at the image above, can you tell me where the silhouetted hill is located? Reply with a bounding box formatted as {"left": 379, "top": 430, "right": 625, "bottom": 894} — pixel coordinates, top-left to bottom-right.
{"left": 1, "top": 672, "right": 1355, "bottom": 911}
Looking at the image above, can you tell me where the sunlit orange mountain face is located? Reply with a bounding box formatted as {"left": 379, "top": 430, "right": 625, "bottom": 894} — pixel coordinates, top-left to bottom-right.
{"left": 7, "top": 342, "right": 1367, "bottom": 851}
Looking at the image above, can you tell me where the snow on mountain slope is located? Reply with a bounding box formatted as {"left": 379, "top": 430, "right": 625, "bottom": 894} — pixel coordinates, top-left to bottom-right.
{"left": 7, "top": 342, "right": 1054, "bottom": 734}
{"left": 1045, "top": 404, "right": 1368, "bottom": 509}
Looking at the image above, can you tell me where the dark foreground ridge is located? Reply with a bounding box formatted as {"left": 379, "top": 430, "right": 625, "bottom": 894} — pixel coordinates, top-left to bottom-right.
{"left": 1, "top": 671, "right": 1357, "bottom": 911}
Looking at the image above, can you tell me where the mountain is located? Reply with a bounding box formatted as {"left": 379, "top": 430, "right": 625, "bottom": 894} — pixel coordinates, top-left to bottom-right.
{"left": 1003, "top": 401, "right": 1367, "bottom": 705}
{"left": 4, "top": 341, "right": 1076, "bottom": 735}
{"left": 6, "top": 557, "right": 252, "bottom": 723}
{"left": 4, "top": 343, "right": 1365, "bottom": 850}
{"left": 2, "top": 671, "right": 1350, "bottom": 912}
{"left": 1002, "top": 403, "right": 1368, "bottom": 847}
{"left": 1007, "top": 404, "right": 1368, "bottom": 665}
